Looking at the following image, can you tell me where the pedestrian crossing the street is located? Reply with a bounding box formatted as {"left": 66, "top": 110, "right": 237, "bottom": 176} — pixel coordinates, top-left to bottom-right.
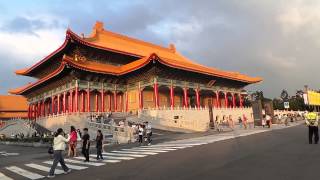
{"left": 0, "top": 127, "right": 292, "bottom": 179}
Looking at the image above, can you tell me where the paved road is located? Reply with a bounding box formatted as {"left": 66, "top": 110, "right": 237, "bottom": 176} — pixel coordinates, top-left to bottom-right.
{"left": 1, "top": 123, "right": 311, "bottom": 180}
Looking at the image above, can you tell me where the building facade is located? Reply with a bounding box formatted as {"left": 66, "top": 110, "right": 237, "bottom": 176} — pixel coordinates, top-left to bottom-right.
{"left": 10, "top": 21, "right": 262, "bottom": 121}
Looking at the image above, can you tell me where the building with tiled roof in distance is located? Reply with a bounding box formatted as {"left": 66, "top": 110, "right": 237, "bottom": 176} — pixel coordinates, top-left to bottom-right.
{"left": 0, "top": 95, "right": 28, "bottom": 121}
{"left": 9, "top": 21, "right": 262, "bottom": 132}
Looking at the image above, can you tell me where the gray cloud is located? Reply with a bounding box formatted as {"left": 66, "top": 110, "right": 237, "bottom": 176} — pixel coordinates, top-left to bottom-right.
{"left": 2, "top": 0, "right": 320, "bottom": 98}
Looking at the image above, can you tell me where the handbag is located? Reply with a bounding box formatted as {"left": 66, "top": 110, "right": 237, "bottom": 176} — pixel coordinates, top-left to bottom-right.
{"left": 48, "top": 146, "right": 53, "bottom": 154}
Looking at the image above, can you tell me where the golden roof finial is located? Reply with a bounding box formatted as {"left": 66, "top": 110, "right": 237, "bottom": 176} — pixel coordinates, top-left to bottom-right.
{"left": 169, "top": 43, "right": 176, "bottom": 53}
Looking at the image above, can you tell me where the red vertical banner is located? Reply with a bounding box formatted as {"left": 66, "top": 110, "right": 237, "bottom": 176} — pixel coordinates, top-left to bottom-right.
{"left": 42, "top": 101, "right": 45, "bottom": 116}
{"left": 240, "top": 94, "right": 243, "bottom": 108}
{"left": 154, "top": 81, "right": 159, "bottom": 109}
{"left": 196, "top": 88, "right": 200, "bottom": 109}
{"left": 108, "top": 94, "right": 112, "bottom": 111}
{"left": 119, "top": 94, "right": 123, "bottom": 112}
{"left": 70, "top": 91, "right": 73, "bottom": 113}
{"left": 170, "top": 85, "right": 174, "bottom": 110}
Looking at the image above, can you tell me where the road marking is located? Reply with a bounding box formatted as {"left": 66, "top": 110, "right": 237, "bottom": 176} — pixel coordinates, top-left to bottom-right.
{"left": 122, "top": 148, "right": 168, "bottom": 153}
{"left": 103, "top": 152, "right": 147, "bottom": 158}
{"left": 135, "top": 147, "right": 178, "bottom": 151}
{"left": 89, "top": 154, "right": 134, "bottom": 160}
{"left": 112, "top": 150, "right": 158, "bottom": 155}
{"left": 6, "top": 166, "right": 44, "bottom": 180}
{"left": 0, "top": 172, "right": 13, "bottom": 180}
{"left": 75, "top": 156, "right": 121, "bottom": 163}
{"left": 25, "top": 163, "right": 64, "bottom": 174}
{"left": 149, "top": 145, "right": 192, "bottom": 149}
{"left": 64, "top": 159, "right": 105, "bottom": 166}
{"left": 1, "top": 153, "right": 20, "bottom": 156}
{"left": 43, "top": 161, "right": 88, "bottom": 170}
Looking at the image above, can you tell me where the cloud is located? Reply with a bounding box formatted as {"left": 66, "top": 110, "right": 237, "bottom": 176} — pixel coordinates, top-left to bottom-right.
{"left": 2, "top": 0, "right": 320, "bottom": 98}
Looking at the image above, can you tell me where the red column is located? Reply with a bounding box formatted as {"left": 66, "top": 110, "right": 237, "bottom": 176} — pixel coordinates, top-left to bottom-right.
{"left": 232, "top": 93, "right": 236, "bottom": 108}
{"left": 119, "top": 94, "right": 123, "bottom": 112}
{"left": 81, "top": 92, "right": 85, "bottom": 112}
{"left": 224, "top": 92, "right": 228, "bottom": 108}
{"left": 70, "top": 91, "right": 73, "bottom": 113}
{"left": 114, "top": 91, "right": 117, "bottom": 112}
{"left": 75, "top": 87, "right": 78, "bottom": 112}
{"left": 196, "top": 88, "right": 200, "bottom": 109}
{"left": 183, "top": 88, "right": 188, "bottom": 107}
{"left": 42, "top": 101, "right": 45, "bottom": 116}
{"left": 57, "top": 94, "right": 61, "bottom": 114}
{"left": 170, "top": 85, "right": 174, "bottom": 110}
{"left": 63, "top": 92, "right": 66, "bottom": 113}
{"left": 51, "top": 96, "right": 54, "bottom": 115}
{"left": 108, "top": 94, "right": 112, "bottom": 111}
{"left": 215, "top": 91, "right": 219, "bottom": 108}
{"left": 125, "top": 91, "right": 129, "bottom": 112}
{"left": 154, "top": 81, "right": 159, "bottom": 109}
{"left": 27, "top": 105, "right": 30, "bottom": 120}
{"left": 138, "top": 88, "right": 143, "bottom": 110}
{"left": 87, "top": 88, "right": 90, "bottom": 112}
{"left": 240, "top": 94, "right": 243, "bottom": 108}
{"left": 101, "top": 90, "right": 105, "bottom": 112}
{"left": 95, "top": 93, "right": 99, "bottom": 112}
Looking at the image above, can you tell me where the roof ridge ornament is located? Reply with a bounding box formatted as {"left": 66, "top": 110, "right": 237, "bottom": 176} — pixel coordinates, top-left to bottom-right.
{"left": 94, "top": 21, "right": 104, "bottom": 32}
{"left": 169, "top": 43, "right": 176, "bottom": 53}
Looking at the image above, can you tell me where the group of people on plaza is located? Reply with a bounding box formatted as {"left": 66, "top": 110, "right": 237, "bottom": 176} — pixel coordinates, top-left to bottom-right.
{"left": 131, "top": 121, "right": 152, "bottom": 145}
{"left": 214, "top": 114, "right": 249, "bottom": 131}
{"left": 47, "top": 126, "right": 103, "bottom": 178}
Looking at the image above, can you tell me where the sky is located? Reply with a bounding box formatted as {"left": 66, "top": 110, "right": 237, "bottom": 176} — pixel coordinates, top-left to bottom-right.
{"left": 0, "top": 0, "right": 319, "bottom": 98}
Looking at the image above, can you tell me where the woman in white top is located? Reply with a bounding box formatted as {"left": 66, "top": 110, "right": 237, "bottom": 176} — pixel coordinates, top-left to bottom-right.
{"left": 48, "top": 128, "right": 71, "bottom": 178}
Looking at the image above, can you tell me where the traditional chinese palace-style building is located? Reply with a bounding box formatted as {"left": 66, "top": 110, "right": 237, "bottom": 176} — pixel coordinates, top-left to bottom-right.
{"left": 10, "top": 21, "right": 262, "bottom": 121}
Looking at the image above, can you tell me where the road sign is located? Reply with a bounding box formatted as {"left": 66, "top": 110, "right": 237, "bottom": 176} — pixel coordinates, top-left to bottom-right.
{"left": 284, "top": 102, "right": 290, "bottom": 109}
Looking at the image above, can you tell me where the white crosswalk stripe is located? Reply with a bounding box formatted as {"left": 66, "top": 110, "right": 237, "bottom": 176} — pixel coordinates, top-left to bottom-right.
{"left": 43, "top": 161, "right": 88, "bottom": 170}
{"left": 0, "top": 172, "right": 13, "bottom": 180}
{"left": 75, "top": 156, "right": 121, "bottom": 163}
{"left": 112, "top": 150, "right": 158, "bottom": 155}
{"left": 6, "top": 166, "right": 44, "bottom": 180}
{"left": 25, "top": 163, "right": 64, "bottom": 174}
{"left": 103, "top": 152, "right": 147, "bottom": 157}
{"left": 63, "top": 159, "right": 105, "bottom": 166}
{"left": 122, "top": 148, "right": 169, "bottom": 153}
{"left": 89, "top": 154, "right": 134, "bottom": 160}
{"left": 134, "top": 147, "right": 178, "bottom": 151}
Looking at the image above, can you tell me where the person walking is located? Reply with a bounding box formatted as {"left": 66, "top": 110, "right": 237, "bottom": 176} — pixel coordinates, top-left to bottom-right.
{"left": 242, "top": 114, "right": 248, "bottom": 129}
{"left": 228, "top": 115, "right": 234, "bottom": 130}
{"left": 68, "top": 126, "right": 77, "bottom": 157}
{"left": 145, "top": 122, "right": 152, "bottom": 146}
{"left": 96, "top": 130, "right": 103, "bottom": 160}
{"left": 306, "top": 108, "right": 319, "bottom": 144}
{"left": 238, "top": 116, "right": 243, "bottom": 129}
{"left": 82, "top": 128, "right": 90, "bottom": 162}
{"left": 48, "top": 128, "right": 71, "bottom": 178}
{"left": 138, "top": 124, "right": 144, "bottom": 145}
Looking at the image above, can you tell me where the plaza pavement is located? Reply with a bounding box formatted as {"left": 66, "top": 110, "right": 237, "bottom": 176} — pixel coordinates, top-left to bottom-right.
{"left": 0, "top": 121, "right": 304, "bottom": 180}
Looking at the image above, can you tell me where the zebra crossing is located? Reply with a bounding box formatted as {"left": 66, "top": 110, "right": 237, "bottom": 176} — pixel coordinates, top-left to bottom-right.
{"left": 0, "top": 127, "right": 292, "bottom": 180}
{"left": 0, "top": 151, "right": 19, "bottom": 157}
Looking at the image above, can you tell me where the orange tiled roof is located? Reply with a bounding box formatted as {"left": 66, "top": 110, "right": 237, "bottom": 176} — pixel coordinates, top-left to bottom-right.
{"left": 15, "top": 21, "right": 262, "bottom": 83}
{"left": 10, "top": 53, "right": 261, "bottom": 95}
{"left": 0, "top": 95, "right": 28, "bottom": 112}
{"left": 0, "top": 112, "right": 28, "bottom": 119}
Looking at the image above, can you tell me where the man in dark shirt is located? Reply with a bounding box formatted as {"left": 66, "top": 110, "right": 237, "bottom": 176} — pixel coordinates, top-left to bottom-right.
{"left": 82, "top": 128, "right": 90, "bottom": 162}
